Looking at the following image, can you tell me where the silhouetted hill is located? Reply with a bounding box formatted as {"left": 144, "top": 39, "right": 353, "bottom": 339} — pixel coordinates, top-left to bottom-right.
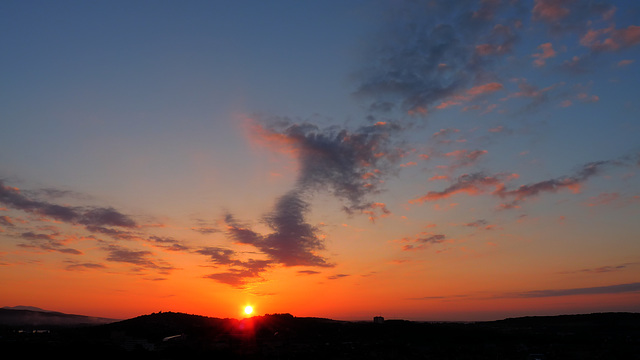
{"left": 1, "top": 311, "right": 639, "bottom": 359}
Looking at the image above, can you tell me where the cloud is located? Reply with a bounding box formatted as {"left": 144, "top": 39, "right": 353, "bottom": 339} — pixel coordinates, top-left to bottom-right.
{"left": 103, "top": 244, "right": 175, "bottom": 275}
{"left": 532, "top": 42, "right": 556, "bottom": 67}
{"left": 196, "top": 246, "right": 275, "bottom": 287}
{"left": 501, "top": 78, "right": 562, "bottom": 109}
{"left": 433, "top": 128, "right": 461, "bottom": 139}
{"left": 214, "top": 117, "right": 405, "bottom": 281}
{"left": 196, "top": 246, "right": 238, "bottom": 266}
{"left": 434, "top": 82, "right": 504, "bottom": 111}
{"left": 532, "top": 0, "right": 616, "bottom": 35}
{"left": 617, "top": 59, "right": 635, "bottom": 67}
{"left": 410, "top": 172, "right": 516, "bottom": 203}
{"left": 494, "top": 160, "right": 613, "bottom": 208}
{"left": 398, "top": 233, "right": 447, "bottom": 251}
{"left": 559, "top": 262, "right": 638, "bottom": 275}
{"left": 584, "top": 192, "right": 620, "bottom": 207}
{"left": 352, "top": 1, "right": 521, "bottom": 114}
{"left": 202, "top": 259, "right": 272, "bottom": 288}
{"left": 532, "top": 0, "right": 570, "bottom": 22}
{"left": 297, "top": 270, "right": 320, "bottom": 275}
{"left": 560, "top": 55, "right": 593, "bottom": 74}
{"left": 18, "top": 231, "right": 83, "bottom": 255}
{"left": 327, "top": 274, "right": 350, "bottom": 280}
{"left": 64, "top": 261, "right": 107, "bottom": 271}
{"left": 191, "top": 227, "right": 220, "bottom": 235}
{"left": 248, "top": 119, "right": 401, "bottom": 212}
{"left": 506, "top": 282, "right": 640, "bottom": 298}
{"left": 149, "top": 236, "right": 190, "bottom": 252}
{"left": 225, "top": 192, "right": 333, "bottom": 268}
{"left": 412, "top": 157, "right": 628, "bottom": 208}
{"left": 0, "top": 215, "right": 14, "bottom": 227}
{"left": 465, "top": 219, "right": 496, "bottom": 230}
{"left": 581, "top": 25, "right": 640, "bottom": 52}
{"left": 0, "top": 180, "right": 137, "bottom": 228}
{"left": 444, "top": 149, "right": 488, "bottom": 169}
{"left": 83, "top": 225, "right": 145, "bottom": 243}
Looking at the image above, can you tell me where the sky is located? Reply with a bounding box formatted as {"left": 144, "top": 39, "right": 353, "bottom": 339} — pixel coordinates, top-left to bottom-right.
{"left": 1, "top": 0, "right": 640, "bottom": 322}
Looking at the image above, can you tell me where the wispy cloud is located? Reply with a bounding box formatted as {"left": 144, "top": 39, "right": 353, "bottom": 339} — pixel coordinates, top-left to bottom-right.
{"left": 353, "top": 1, "right": 521, "bottom": 115}
{"left": 505, "top": 282, "right": 640, "bottom": 298}
{"left": 532, "top": 42, "right": 556, "bottom": 67}
{"left": 0, "top": 180, "right": 137, "bottom": 229}
{"left": 64, "top": 261, "right": 107, "bottom": 271}
{"left": 410, "top": 172, "right": 517, "bottom": 203}
{"left": 103, "top": 244, "right": 175, "bottom": 275}
{"left": 397, "top": 233, "right": 447, "bottom": 251}
{"left": 18, "top": 231, "right": 82, "bottom": 255}
{"left": 327, "top": 273, "right": 350, "bottom": 280}
{"left": 559, "top": 262, "right": 638, "bottom": 275}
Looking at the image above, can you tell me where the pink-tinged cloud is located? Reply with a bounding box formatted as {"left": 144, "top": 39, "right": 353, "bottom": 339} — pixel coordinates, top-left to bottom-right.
{"left": 429, "top": 175, "right": 450, "bottom": 182}
{"left": 576, "top": 93, "right": 599, "bottom": 103}
{"left": 435, "top": 83, "right": 504, "bottom": 110}
{"left": 362, "top": 202, "right": 391, "bottom": 222}
{"left": 433, "top": 128, "right": 460, "bottom": 138}
{"left": 244, "top": 118, "right": 300, "bottom": 157}
{"left": 502, "top": 79, "right": 560, "bottom": 100}
{"left": 399, "top": 161, "right": 417, "bottom": 168}
{"left": 495, "top": 160, "right": 613, "bottom": 208}
{"left": 581, "top": 25, "right": 640, "bottom": 52}
{"left": 466, "top": 82, "right": 504, "bottom": 96}
{"left": 585, "top": 192, "right": 620, "bottom": 207}
{"left": 0, "top": 215, "right": 14, "bottom": 227}
{"left": 532, "top": 0, "right": 570, "bottom": 22}
{"left": 617, "top": 59, "right": 635, "bottom": 67}
{"left": 532, "top": 42, "right": 556, "bottom": 67}
{"left": 560, "top": 100, "right": 573, "bottom": 107}
{"left": 410, "top": 172, "right": 517, "bottom": 203}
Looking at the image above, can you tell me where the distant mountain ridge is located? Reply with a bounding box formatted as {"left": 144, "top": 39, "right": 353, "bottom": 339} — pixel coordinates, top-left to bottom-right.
{"left": 2, "top": 305, "right": 52, "bottom": 312}
{"left": 0, "top": 306, "right": 120, "bottom": 327}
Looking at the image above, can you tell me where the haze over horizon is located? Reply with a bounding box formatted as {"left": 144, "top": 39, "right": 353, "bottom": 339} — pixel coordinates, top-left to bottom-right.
{"left": 1, "top": 0, "right": 640, "bottom": 322}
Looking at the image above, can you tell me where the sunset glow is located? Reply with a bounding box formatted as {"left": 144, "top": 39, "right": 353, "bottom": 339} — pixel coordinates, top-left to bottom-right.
{"left": 1, "top": 1, "right": 639, "bottom": 322}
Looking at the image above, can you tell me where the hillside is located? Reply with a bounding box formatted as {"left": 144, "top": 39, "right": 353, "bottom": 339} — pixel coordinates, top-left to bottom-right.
{"left": 1, "top": 311, "right": 639, "bottom": 359}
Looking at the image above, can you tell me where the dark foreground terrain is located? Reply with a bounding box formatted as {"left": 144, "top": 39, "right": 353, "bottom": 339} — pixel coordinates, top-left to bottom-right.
{"left": 1, "top": 309, "right": 639, "bottom": 359}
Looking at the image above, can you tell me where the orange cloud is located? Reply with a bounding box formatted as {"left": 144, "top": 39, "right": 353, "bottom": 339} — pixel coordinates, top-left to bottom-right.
{"left": 435, "top": 83, "right": 504, "bottom": 110}
{"left": 466, "top": 82, "right": 504, "bottom": 96}
{"left": 243, "top": 118, "right": 299, "bottom": 157}
{"left": 411, "top": 173, "right": 510, "bottom": 203}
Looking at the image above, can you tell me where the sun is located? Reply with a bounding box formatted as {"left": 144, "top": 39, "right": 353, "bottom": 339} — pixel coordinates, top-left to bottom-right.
{"left": 244, "top": 305, "right": 253, "bottom": 315}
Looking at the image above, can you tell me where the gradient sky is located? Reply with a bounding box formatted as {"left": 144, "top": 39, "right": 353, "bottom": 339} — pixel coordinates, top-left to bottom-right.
{"left": 1, "top": 0, "right": 640, "bottom": 321}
